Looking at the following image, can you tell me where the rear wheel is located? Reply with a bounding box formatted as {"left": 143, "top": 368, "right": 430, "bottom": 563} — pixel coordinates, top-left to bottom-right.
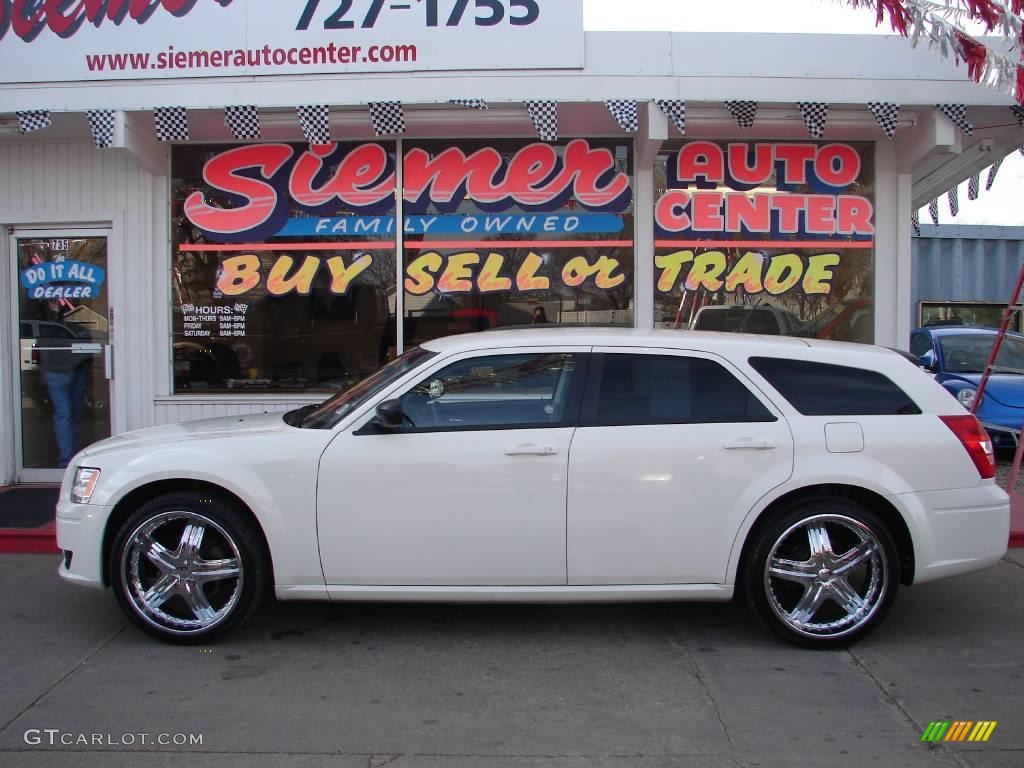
{"left": 744, "top": 497, "right": 899, "bottom": 648}
{"left": 109, "top": 492, "right": 267, "bottom": 643}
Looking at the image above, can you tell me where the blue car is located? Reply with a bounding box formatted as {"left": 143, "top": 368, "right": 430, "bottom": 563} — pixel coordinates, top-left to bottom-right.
{"left": 911, "top": 326, "right": 1024, "bottom": 448}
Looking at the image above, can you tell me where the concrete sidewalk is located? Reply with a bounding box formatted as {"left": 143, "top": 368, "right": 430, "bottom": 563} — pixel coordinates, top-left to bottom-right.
{"left": 1, "top": 551, "right": 1022, "bottom": 768}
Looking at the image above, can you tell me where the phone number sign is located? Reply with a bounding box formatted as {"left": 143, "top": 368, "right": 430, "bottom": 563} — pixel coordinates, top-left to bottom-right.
{"left": 0, "top": 0, "right": 584, "bottom": 83}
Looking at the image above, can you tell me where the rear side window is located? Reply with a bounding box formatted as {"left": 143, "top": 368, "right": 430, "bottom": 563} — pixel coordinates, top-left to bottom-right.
{"left": 584, "top": 354, "right": 776, "bottom": 426}
{"left": 749, "top": 357, "right": 921, "bottom": 416}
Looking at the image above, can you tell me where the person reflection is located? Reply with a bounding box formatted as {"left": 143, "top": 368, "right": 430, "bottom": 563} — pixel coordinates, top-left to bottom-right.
{"left": 36, "top": 300, "right": 90, "bottom": 469}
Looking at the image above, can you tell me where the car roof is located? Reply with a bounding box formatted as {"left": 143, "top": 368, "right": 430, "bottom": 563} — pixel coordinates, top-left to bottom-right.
{"left": 915, "top": 326, "right": 1024, "bottom": 339}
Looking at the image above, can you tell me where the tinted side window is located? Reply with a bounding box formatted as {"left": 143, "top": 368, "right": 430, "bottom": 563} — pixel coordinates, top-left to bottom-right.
{"left": 749, "top": 357, "right": 921, "bottom": 416}
{"left": 910, "top": 333, "right": 932, "bottom": 358}
{"left": 399, "top": 352, "right": 581, "bottom": 431}
{"left": 587, "top": 354, "right": 775, "bottom": 426}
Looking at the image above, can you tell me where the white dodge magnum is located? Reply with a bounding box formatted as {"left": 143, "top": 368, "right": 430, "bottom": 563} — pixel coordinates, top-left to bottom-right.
{"left": 57, "top": 328, "right": 1010, "bottom": 647}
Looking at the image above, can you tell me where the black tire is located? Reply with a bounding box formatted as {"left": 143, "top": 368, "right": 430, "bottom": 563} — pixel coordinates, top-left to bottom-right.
{"left": 109, "top": 491, "right": 268, "bottom": 643}
{"left": 743, "top": 496, "right": 899, "bottom": 649}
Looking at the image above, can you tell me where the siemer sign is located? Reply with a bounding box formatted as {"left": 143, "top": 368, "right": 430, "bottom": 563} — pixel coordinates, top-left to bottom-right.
{"left": 0, "top": 0, "right": 583, "bottom": 83}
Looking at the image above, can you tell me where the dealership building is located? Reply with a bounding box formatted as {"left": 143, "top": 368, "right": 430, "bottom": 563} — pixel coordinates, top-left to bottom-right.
{"left": 1, "top": 0, "right": 1022, "bottom": 484}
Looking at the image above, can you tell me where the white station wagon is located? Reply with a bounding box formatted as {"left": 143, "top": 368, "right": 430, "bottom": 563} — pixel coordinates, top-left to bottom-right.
{"left": 57, "top": 328, "right": 1010, "bottom": 647}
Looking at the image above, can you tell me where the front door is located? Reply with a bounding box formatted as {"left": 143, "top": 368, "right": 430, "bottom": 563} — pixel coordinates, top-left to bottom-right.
{"left": 316, "top": 348, "right": 587, "bottom": 585}
{"left": 11, "top": 230, "right": 112, "bottom": 482}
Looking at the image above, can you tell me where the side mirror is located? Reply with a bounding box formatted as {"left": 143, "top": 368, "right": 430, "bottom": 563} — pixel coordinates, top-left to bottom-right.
{"left": 917, "top": 350, "right": 939, "bottom": 372}
{"left": 372, "top": 399, "right": 405, "bottom": 431}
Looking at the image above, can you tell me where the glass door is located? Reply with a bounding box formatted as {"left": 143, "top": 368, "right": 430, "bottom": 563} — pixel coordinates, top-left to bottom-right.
{"left": 11, "top": 231, "right": 112, "bottom": 482}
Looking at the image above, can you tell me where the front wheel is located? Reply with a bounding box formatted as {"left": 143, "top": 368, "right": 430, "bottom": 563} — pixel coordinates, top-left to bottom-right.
{"left": 744, "top": 498, "right": 899, "bottom": 648}
{"left": 109, "top": 492, "right": 268, "bottom": 643}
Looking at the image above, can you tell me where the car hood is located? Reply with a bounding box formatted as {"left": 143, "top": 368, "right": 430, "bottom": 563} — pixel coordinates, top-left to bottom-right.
{"left": 81, "top": 411, "right": 292, "bottom": 458}
{"left": 944, "top": 373, "right": 1024, "bottom": 407}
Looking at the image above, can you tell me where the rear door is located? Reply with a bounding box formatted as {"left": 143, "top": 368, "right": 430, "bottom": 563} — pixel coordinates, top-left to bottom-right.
{"left": 566, "top": 347, "right": 794, "bottom": 585}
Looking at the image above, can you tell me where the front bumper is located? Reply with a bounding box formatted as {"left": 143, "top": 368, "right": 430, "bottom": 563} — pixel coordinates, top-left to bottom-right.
{"left": 900, "top": 483, "right": 1010, "bottom": 585}
{"left": 56, "top": 497, "right": 112, "bottom": 590}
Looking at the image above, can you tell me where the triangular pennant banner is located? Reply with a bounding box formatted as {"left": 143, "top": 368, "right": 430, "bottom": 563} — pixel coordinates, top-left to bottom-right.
{"left": 911, "top": 209, "right": 921, "bottom": 236}
{"left": 656, "top": 100, "right": 686, "bottom": 134}
{"left": 525, "top": 100, "right": 558, "bottom": 141}
{"left": 868, "top": 102, "right": 900, "bottom": 140}
{"left": 725, "top": 100, "right": 757, "bottom": 129}
{"left": 297, "top": 105, "right": 330, "bottom": 145}
{"left": 450, "top": 99, "right": 488, "bottom": 110}
{"left": 153, "top": 106, "right": 189, "bottom": 142}
{"left": 928, "top": 198, "right": 940, "bottom": 225}
{"left": 604, "top": 100, "right": 638, "bottom": 133}
{"left": 986, "top": 158, "right": 1003, "bottom": 190}
{"left": 224, "top": 105, "right": 260, "bottom": 140}
{"left": 17, "top": 110, "right": 51, "bottom": 134}
{"left": 798, "top": 102, "right": 829, "bottom": 138}
{"left": 968, "top": 173, "right": 980, "bottom": 200}
{"left": 937, "top": 104, "right": 973, "bottom": 136}
{"left": 1012, "top": 105, "right": 1024, "bottom": 128}
{"left": 86, "top": 109, "right": 115, "bottom": 149}
{"left": 369, "top": 101, "right": 406, "bottom": 136}
{"left": 947, "top": 186, "right": 960, "bottom": 217}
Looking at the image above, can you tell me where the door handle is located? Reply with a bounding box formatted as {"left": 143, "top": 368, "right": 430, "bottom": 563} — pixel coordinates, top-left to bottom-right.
{"left": 724, "top": 438, "right": 776, "bottom": 450}
{"left": 504, "top": 443, "right": 558, "bottom": 456}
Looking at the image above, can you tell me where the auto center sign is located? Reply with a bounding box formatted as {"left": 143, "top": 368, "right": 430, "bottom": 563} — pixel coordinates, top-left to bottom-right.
{"left": 0, "top": 0, "right": 583, "bottom": 83}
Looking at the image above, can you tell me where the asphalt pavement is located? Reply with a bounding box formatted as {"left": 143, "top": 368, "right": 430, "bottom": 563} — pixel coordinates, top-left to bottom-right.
{"left": 1, "top": 545, "right": 1022, "bottom": 768}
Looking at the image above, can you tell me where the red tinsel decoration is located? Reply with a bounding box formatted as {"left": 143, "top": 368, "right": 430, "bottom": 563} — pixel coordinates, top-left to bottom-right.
{"left": 957, "top": 32, "right": 989, "bottom": 81}
{"left": 1017, "top": 59, "right": 1024, "bottom": 105}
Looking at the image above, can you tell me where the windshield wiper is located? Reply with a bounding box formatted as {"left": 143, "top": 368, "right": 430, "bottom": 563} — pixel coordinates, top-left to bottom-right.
{"left": 285, "top": 404, "right": 318, "bottom": 428}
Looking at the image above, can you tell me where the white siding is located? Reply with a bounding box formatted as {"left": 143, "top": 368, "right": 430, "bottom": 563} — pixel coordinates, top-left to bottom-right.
{"left": 0, "top": 141, "right": 167, "bottom": 439}
{"left": 153, "top": 398, "right": 321, "bottom": 426}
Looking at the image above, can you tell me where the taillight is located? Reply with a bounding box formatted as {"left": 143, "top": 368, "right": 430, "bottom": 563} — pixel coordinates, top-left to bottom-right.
{"left": 939, "top": 414, "right": 996, "bottom": 479}
{"left": 31, "top": 346, "right": 39, "bottom": 365}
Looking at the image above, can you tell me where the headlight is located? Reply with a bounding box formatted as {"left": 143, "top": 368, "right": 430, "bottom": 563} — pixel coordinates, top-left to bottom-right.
{"left": 71, "top": 468, "right": 101, "bottom": 504}
{"left": 956, "top": 388, "right": 977, "bottom": 409}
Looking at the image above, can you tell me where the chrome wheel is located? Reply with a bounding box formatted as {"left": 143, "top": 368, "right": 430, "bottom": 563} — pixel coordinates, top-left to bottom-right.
{"left": 763, "top": 514, "right": 888, "bottom": 640}
{"left": 120, "top": 511, "right": 243, "bottom": 636}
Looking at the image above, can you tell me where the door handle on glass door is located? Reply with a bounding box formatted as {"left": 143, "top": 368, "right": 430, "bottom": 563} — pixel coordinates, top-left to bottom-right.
{"left": 504, "top": 443, "right": 558, "bottom": 456}
{"left": 724, "top": 438, "right": 776, "bottom": 450}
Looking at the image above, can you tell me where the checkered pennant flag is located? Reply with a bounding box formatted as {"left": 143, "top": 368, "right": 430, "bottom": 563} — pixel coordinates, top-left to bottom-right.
{"left": 868, "top": 102, "right": 900, "bottom": 140}
{"left": 450, "top": 99, "right": 488, "bottom": 110}
{"left": 525, "top": 101, "right": 558, "bottom": 142}
{"left": 798, "top": 102, "right": 829, "bottom": 138}
{"left": 86, "top": 110, "right": 116, "bottom": 148}
{"left": 947, "top": 186, "right": 960, "bottom": 217}
{"left": 369, "top": 102, "right": 406, "bottom": 136}
{"left": 153, "top": 107, "right": 189, "bottom": 142}
{"left": 928, "top": 198, "right": 940, "bottom": 225}
{"left": 986, "top": 157, "right": 1003, "bottom": 190}
{"left": 1011, "top": 105, "right": 1024, "bottom": 128}
{"left": 968, "top": 172, "right": 980, "bottom": 201}
{"left": 656, "top": 100, "right": 686, "bottom": 134}
{"left": 224, "top": 105, "right": 260, "bottom": 140}
{"left": 17, "top": 110, "right": 51, "bottom": 134}
{"left": 725, "top": 101, "right": 757, "bottom": 129}
{"left": 605, "top": 100, "right": 638, "bottom": 133}
{"left": 297, "top": 105, "right": 330, "bottom": 145}
{"left": 911, "top": 209, "right": 920, "bottom": 236}
{"left": 937, "top": 104, "right": 972, "bottom": 136}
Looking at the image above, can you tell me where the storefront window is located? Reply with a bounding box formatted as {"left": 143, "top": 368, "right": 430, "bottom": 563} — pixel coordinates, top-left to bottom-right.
{"left": 172, "top": 142, "right": 397, "bottom": 393}
{"left": 654, "top": 141, "right": 875, "bottom": 343}
{"left": 402, "top": 139, "right": 635, "bottom": 346}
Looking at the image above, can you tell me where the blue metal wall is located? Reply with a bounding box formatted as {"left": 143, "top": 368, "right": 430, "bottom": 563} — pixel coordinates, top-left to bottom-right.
{"left": 913, "top": 224, "right": 1024, "bottom": 323}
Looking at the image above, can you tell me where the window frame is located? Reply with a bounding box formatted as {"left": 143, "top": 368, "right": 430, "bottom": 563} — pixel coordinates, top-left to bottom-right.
{"left": 578, "top": 347, "right": 780, "bottom": 428}
{"left": 355, "top": 346, "right": 592, "bottom": 435}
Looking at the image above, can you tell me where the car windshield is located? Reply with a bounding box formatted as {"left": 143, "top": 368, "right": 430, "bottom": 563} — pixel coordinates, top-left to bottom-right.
{"left": 292, "top": 347, "right": 436, "bottom": 429}
{"left": 800, "top": 304, "right": 844, "bottom": 335}
{"left": 939, "top": 334, "right": 1024, "bottom": 374}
